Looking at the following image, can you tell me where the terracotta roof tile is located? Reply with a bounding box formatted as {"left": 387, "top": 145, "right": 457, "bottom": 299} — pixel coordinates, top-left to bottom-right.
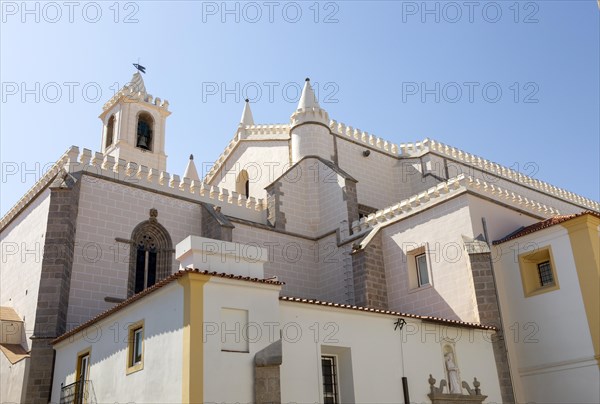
{"left": 280, "top": 296, "right": 497, "bottom": 331}
{"left": 493, "top": 211, "right": 599, "bottom": 244}
{"left": 52, "top": 269, "right": 284, "bottom": 345}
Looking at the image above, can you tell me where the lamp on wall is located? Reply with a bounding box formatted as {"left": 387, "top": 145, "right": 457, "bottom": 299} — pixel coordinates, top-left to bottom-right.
{"left": 362, "top": 150, "right": 371, "bottom": 157}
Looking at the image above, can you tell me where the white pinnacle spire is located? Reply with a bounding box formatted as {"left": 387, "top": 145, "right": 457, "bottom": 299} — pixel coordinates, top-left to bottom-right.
{"left": 183, "top": 154, "right": 200, "bottom": 181}
{"left": 297, "top": 78, "right": 320, "bottom": 110}
{"left": 290, "top": 77, "right": 329, "bottom": 127}
{"left": 240, "top": 99, "right": 254, "bottom": 126}
{"left": 128, "top": 72, "right": 147, "bottom": 95}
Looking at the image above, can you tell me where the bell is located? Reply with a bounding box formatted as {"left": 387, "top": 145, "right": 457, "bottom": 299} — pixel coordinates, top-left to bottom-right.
{"left": 137, "top": 134, "right": 149, "bottom": 149}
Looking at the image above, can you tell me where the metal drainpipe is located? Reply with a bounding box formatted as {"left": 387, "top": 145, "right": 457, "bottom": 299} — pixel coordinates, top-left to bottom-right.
{"left": 402, "top": 376, "right": 411, "bottom": 404}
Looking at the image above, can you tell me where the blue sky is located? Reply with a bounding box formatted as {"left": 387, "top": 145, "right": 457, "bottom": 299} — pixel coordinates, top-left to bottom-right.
{"left": 1, "top": 1, "right": 599, "bottom": 215}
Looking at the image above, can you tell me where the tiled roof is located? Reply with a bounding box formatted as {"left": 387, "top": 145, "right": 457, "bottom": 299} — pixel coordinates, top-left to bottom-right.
{"left": 280, "top": 296, "right": 497, "bottom": 331}
{"left": 493, "top": 211, "right": 600, "bottom": 244}
{"left": 52, "top": 269, "right": 284, "bottom": 344}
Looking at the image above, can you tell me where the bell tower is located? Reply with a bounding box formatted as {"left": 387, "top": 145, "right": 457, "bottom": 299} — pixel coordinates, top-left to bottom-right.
{"left": 99, "top": 72, "right": 171, "bottom": 172}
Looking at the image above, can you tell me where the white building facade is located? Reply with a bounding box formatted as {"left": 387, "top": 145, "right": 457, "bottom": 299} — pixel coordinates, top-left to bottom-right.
{"left": 493, "top": 212, "right": 600, "bottom": 404}
{"left": 51, "top": 238, "right": 502, "bottom": 404}
{"left": 1, "top": 72, "right": 598, "bottom": 403}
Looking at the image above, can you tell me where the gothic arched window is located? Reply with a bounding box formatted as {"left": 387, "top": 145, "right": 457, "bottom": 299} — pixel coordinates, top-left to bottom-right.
{"left": 105, "top": 115, "right": 115, "bottom": 149}
{"left": 136, "top": 112, "right": 154, "bottom": 151}
{"left": 128, "top": 209, "right": 172, "bottom": 296}
{"left": 236, "top": 170, "right": 250, "bottom": 198}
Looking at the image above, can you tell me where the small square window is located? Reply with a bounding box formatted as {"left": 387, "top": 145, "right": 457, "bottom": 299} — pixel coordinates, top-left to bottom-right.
{"left": 518, "top": 246, "right": 559, "bottom": 297}
{"left": 126, "top": 321, "right": 144, "bottom": 374}
{"left": 416, "top": 253, "right": 430, "bottom": 286}
{"left": 537, "top": 261, "right": 554, "bottom": 287}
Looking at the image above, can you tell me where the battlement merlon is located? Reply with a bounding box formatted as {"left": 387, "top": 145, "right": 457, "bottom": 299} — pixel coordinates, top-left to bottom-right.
{"left": 348, "top": 174, "right": 563, "bottom": 242}
{"left": 0, "top": 146, "right": 268, "bottom": 232}
{"left": 99, "top": 72, "right": 171, "bottom": 119}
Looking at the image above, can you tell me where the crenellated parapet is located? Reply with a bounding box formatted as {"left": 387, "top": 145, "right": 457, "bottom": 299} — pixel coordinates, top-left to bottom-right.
{"left": 0, "top": 149, "right": 71, "bottom": 230}
{"left": 102, "top": 72, "right": 170, "bottom": 113}
{"left": 239, "top": 123, "right": 290, "bottom": 137}
{"left": 290, "top": 106, "right": 330, "bottom": 127}
{"left": 1, "top": 146, "right": 269, "bottom": 231}
{"left": 329, "top": 119, "right": 433, "bottom": 158}
{"left": 349, "top": 174, "right": 561, "bottom": 237}
{"left": 427, "top": 139, "right": 600, "bottom": 212}
{"left": 327, "top": 119, "right": 599, "bottom": 211}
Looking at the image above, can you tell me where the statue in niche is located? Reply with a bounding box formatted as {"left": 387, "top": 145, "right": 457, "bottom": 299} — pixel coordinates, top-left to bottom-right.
{"left": 445, "top": 352, "right": 462, "bottom": 394}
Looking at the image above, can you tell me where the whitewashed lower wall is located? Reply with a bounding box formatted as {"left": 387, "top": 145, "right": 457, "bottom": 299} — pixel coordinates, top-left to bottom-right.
{"left": 494, "top": 227, "right": 599, "bottom": 403}
{"left": 280, "top": 302, "right": 503, "bottom": 404}
{"left": 51, "top": 283, "right": 184, "bottom": 403}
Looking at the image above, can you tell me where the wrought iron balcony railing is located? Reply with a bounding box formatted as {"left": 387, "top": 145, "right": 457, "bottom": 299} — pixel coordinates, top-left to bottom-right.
{"left": 59, "top": 379, "right": 95, "bottom": 404}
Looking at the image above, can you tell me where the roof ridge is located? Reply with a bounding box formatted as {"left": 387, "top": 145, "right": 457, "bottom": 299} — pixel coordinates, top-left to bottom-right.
{"left": 280, "top": 296, "right": 496, "bottom": 331}
{"left": 493, "top": 210, "right": 599, "bottom": 244}
{"left": 52, "top": 269, "right": 283, "bottom": 345}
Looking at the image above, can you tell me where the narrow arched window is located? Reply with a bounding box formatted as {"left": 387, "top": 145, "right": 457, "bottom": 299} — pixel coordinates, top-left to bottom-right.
{"left": 134, "top": 234, "right": 158, "bottom": 293}
{"left": 105, "top": 115, "right": 115, "bottom": 149}
{"left": 136, "top": 112, "right": 154, "bottom": 151}
{"left": 128, "top": 209, "right": 172, "bottom": 297}
{"left": 236, "top": 170, "right": 250, "bottom": 198}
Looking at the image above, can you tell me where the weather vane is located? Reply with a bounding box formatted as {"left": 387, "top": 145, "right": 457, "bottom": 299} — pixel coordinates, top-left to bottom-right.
{"left": 133, "top": 58, "right": 146, "bottom": 74}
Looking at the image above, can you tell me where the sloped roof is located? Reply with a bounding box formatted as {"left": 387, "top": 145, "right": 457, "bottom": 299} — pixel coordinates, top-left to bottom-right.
{"left": 52, "top": 269, "right": 284, "bottom": 345}
{"left": 280, "top": 297, "right": 497, "bottom": 331}
{"left": 493, "top": 211, "right": 600, "bottom": 244}
{"left": 266, "top": 155, "right": 356, "bottom": 189}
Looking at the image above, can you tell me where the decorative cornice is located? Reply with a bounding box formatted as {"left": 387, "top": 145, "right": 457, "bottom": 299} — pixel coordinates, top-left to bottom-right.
{"left": 349, "top": 174, "right": 561, "bottom": 237}
{"left": 427, "top": 139, "right": 600, "bottom": 212}
{"left": 0, "top": 148, "right": 70, "bottom": 231}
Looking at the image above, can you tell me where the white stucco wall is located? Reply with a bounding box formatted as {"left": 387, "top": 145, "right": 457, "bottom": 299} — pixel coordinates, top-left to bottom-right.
{"left": 494, "top": 226, "right": 600, "bottom": 404}
{"left": 209, "top": 139, "right": 290, "bottom": 201}
{"left": 466, "top": 194, "right": 540, "bottom": 242}
{"left": 1, "top": 189, "right": 51, "bottom": 403}
{"left": 67, "top": 175, "right": 202, "bottom": 326}
{"left": 0, "top": 189, "right": 51, "bottom": 346}
{"left": 51, "top": 273, "right": 503, "bottom": 404}
{"left": 0, "top": 353, "right": 28, "bottom": 404}
{"left": 202, "top": 279, "right": 281, "bottom": 403}
{"left": 336, "top": 135, "right": 405, "bottom": 210}
{"left": 382, "top": 194, "right": 479, "bottom": 322}
{"left": 51, "top": 282, "right": 184, "bottom": 403}
{"left": 280, "top": 302, "right": 502, "bottom": 404}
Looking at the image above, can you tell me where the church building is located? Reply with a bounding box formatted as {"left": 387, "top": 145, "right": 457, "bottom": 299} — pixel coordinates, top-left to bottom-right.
{"left": 1, "top": 72, "right": 598, "bottom": 403}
